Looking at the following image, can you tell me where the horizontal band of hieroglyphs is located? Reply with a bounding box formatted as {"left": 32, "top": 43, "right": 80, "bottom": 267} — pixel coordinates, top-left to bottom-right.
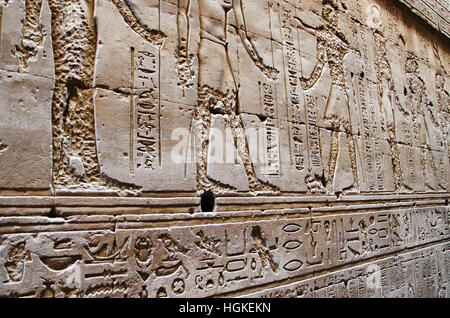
{"left": 0, "top": 207, "right": 447, "bottom": 297}
{"left": 243, "top": 242, "right": 449, "bottom": 298}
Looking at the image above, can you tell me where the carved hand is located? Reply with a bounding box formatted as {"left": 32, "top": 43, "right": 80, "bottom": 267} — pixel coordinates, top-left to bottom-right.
{"left": 145, "top": 30, "right": 167, "bottom": 49}
{"left": 293, "top": 16, "right": 305, "bottom": 28}
{"left": 262, "top": 66, "right": 279, "bottom": 81}
{"left": 293, "top": 16, "right": 320, "bottom": 35}
{"left": 15, "top": 39, "right": 39, "bottom": 69}
{"left": 253, "top": 59, "right": 278, "bottom": 80}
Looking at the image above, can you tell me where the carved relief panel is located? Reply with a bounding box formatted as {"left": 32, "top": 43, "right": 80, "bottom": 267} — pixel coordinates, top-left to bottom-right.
{"left": 0, "top": 0, "right": 449, "bottom": 299}
{"left": 0, "top": 0, "right": 448, "bottom": 196}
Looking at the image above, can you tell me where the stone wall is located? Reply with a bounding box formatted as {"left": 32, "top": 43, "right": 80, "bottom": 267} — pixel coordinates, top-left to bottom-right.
{"left": 396, "top": 0, "right": 450, "bottom": 38}
{"left": 0, "top": 0, "right": 448, "bottom": 298}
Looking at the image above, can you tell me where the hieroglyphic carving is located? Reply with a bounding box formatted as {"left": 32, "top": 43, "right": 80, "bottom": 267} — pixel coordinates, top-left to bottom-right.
{"left": 246, "top": 243, "right": 449, "bottom": 298}
{"left": 251, "top": 226, "right": 278, "bottom": 273}
{"left": 374, "top": 32, "right": 410, "bottom": 192}
{"left": 4, "top": 242, "right": 31, "bottom": 283}
{"left": 155, "top": 233, "right": 190, "bottom": 279}
{"left": 0, "top": 205, "right": 446, "bottom": 297}
{"left": 304, "top": 94, "right": 325, "bottom": 193}
{"left": 433, "top": 45, "right": 449, "bottom": 188}
{"left": 84, "top": 234, "right": 129, "bottom": 263}
{"left": 263, "top": 118, "right": 281, "bottom": 177}
{"left": 84, "top": 280, "right": 128, "bottom": 298}
{"left": 0, "top": 0, "right": 449, "bottom": 299}
{"left": 134, "top": 236, "right": 153, "bottom": 269}
{"left": 435, "top": 71, "right": 450, "bottom": 161}
{"left": 16, "top": 0, "right": 165, "bottom": 192}
{"left": 395, "top": 0, "right": 450, "bottom": 38}
{"left": 279, "top": 208, "right": 447, "bottom": 278}
{"left": 278, "top": 3, "right": 305, "bottom": 171}
{"left": 305, "top": 95, "right": 321, "bottom": 170}
{"left": 3, "top": 0, "right": 447, "bottom": 195}
{"left": 134, "top": 235, "right": 152, "bottom": 284}
{"left": 132, "top": 50, "right": 160, "bottom": 172}
{"left": 347, "top": 23, "right": 385, "bottom": 193}
{"left": 405, "top": 55, "right": 445, "bottom": 191}
{"left": 178, "top": 0, "right": 279, "bottom": 194}
{"left": 194, "top": 230, "right": 221, "bottom": 256}
{"left": 295, "top": 0, "right": 359, "bottom": 194}
{"left": 40, "top": 280, "right": 56, "bottom": 298}
{"left": 260, "top": 82, "right": 281, "bottom": 177}
{"left": 39, "top": 255, "right": 82, "bottom": 271}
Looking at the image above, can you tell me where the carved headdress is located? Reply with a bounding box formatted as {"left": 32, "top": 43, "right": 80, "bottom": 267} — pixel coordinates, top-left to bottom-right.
{"left": 405, "top": 55, "right": 419, "bottom": 74}
{"left": 322, "top": 0, "right": 341, "bottom": 28}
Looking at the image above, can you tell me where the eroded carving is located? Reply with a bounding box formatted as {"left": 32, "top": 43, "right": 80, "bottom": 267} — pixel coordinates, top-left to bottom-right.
{"left": 5, "top": 242, "right": 31, "bottom": 283}
{"left": 295, "top": 0, "right": 359, "bottom": 194}
{"left": 17, "top": 0, "right": 165, "bottom": 193}
{"left": 374, "top": 32, "right": 410, "bottom": 192}
{"left": 405, "top": 55, "right": 445, "bottom": 191}
{"left": 178, "top": 0, "right": 279, "bottom": 195}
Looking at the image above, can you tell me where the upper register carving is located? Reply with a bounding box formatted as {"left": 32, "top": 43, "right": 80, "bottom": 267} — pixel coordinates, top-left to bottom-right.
{"left": 1, "top": 0, "right": 449, "bottom": 195}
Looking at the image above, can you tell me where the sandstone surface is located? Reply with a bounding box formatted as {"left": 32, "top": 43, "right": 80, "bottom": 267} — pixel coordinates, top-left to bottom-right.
{"left": 0, "top": 0, "right": 448, "bottom": 298}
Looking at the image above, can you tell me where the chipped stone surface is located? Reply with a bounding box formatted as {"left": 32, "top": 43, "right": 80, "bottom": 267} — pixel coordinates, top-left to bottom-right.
{"left": 0, "top": 0, "right": 448, "bottom": 297}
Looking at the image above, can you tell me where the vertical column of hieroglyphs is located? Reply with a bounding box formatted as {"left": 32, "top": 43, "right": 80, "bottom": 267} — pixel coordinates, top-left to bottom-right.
{"left": 131, "top": 49, "right": 160, "bottom": 173}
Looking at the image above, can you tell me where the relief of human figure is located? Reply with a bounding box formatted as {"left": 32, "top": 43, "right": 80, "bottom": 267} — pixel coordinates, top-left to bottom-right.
{"left": 435, "top": 72, "right": 449, "bottom": 162}
{"left": 16, "top": 0, "right": 165, "bottom": 191}
{"left": 374, "top": 33, "right": 411, "bottom": 192}
{"left": 294, "top": 0, "right": 359, "bottom": 194}
{"left": 404, "top": 56, "right": 445, "bottom": 191}
{"left": 433, "top": 43, "right": 450, "bottom": 170}
{"left": 177, "top": 0, "right": 279, "bottom": 194}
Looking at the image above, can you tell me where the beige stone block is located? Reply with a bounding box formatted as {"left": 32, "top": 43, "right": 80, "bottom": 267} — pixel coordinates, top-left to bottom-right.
{"left": 0, "top": 70, "right": 52, "bottom": 189}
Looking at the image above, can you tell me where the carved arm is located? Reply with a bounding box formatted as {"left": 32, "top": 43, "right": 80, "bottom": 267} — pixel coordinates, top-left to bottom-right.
{"left": 293, "top": 16, "right": 319, "bottom": 36}
{"left": 233, "top": 0, "right": 278, "bottom": 80}
{"left": 111, "top": 0, "right": 166, "bottom": 48}
{"left": 176, "top": 0, "right": 194, "bottom": 88}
